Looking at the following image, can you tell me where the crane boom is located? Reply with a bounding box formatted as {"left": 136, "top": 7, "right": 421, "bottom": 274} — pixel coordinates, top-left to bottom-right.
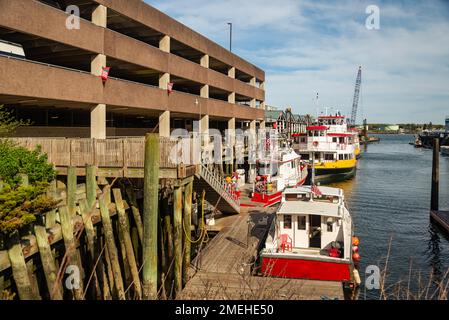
{"left": 350, "top": 66, "right": 362, "bottom": 126}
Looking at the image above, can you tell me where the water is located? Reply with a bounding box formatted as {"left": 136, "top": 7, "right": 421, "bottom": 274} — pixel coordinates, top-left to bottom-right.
{"left": 330, "top": 134, "right": 449, "bottom": 299}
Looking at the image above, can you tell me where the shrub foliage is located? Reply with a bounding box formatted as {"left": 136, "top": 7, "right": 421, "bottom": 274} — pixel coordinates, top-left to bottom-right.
{"left": 0, "top": 141, "right": 58, "bottom": 236}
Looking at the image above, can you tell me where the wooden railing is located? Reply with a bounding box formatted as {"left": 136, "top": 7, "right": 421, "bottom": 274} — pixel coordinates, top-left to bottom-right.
{"left": 9, "top": 137, "right": 180, "bottom": 169}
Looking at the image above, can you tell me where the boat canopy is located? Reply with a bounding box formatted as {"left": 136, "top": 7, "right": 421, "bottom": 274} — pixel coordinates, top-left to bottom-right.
{"left": 277, "top": 201, "right": 343, "bottom": 218}
{"left": 327, "top": 133, "right": 353, "bottom": 137}
{"left": 306, "top": 125, "right": 329, "bottom": 131}
{"left": 284, "top": 186, "right": 342, "bottom": 197}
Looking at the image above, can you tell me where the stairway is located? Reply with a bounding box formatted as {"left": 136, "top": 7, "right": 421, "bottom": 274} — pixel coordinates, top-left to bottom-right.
{"left": 194, "top": 164, "right": 240, "bottom": 215}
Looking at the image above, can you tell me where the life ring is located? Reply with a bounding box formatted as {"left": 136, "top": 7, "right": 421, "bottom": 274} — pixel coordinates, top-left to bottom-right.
{"left": 313, "top": 141, "right": 319, "bottom": 147}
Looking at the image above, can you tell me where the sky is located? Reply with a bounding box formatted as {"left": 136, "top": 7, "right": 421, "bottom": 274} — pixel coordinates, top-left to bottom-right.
{"left": 146, "top": 0, "right": 449, "bottom": 124}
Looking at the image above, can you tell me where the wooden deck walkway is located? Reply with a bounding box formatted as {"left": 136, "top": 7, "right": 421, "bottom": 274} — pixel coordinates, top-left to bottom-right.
{"left": 9, "top": 137, "right": 197, "bottom": 179}
{"left": 180, "top": 206, "right": 344, "bottom": 300}
{"left": 431, "top": 210, "right": 449, "bottom": 233}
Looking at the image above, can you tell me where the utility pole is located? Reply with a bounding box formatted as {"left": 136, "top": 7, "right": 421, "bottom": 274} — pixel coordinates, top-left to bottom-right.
{"left": 228, "top": 22, "right": 233, "bottom": 52}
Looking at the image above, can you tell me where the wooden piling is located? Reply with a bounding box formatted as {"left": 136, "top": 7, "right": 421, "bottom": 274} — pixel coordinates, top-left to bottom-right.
{"left": 431, "top": 138, "right": 439, "bottom": 211}
{"left": 112, "top": 188, "right": 142, "bottom": 299}
{"left": 99, "top": 195, "right": 126, "bottom": 300}
{"left": 173, "top": 186, "right": 183, "bottom": 296}
{"left": 7, "top": 233, "right": 38, "bottom": 300}
{"left": 182, "top": 180, "right": 193, "bottom": 287}
{"left": 67, "top": 167, "right": 77, "bottom": 217}
{"left": 86, "top": 165, "right": 97, "bottom": 210}
{"left": 34, "top": 221, "right": 63, "bottom": 300}
{"left": 142, "top": 133, "right": 160, "bottom": 300}
{"left": 58, "top": 206, "right": 84, "bottom": 300}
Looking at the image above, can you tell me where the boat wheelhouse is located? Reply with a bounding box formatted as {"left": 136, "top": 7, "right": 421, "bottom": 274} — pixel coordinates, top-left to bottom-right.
{"left": 295, "top": 114, "right": 357, "bottom": 184}
{"left": 261, "top": 186, "right": 359, "bottom": 286}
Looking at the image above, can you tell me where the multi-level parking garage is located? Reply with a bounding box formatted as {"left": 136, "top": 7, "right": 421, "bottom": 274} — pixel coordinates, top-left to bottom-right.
{"left": 0, "top": 0, "right": 265, "bottom": 138}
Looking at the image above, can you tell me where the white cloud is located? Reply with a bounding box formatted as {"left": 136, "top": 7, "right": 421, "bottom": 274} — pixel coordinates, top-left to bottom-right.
{"left": 147, "top": 0, "right": 449, "bottom": 123}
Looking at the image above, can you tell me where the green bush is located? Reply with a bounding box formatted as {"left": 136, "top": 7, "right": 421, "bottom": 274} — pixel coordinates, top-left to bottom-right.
{"left": 0, "top": 182, "right": 59, "bottom": 235}
{"left": 0, "top": 140, "right": 56, "bottom": 187}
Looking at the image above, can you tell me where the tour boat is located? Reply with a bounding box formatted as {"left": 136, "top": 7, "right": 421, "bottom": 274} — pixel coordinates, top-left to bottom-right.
{"left": 295, "top": 114, "right": 357, "bottom": 184}
{"left": 260, "top": 185, "right": 361, "bottom": 289}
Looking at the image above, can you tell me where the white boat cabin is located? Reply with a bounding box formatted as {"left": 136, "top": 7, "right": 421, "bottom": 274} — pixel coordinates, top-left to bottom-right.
{"left": 265, "top": 186, "right": 352, "bottom": 260}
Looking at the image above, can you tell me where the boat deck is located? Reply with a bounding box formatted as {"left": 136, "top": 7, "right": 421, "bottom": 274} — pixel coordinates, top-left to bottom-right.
{"left": 180, "top": 206, "right": 345, "bottom": 300}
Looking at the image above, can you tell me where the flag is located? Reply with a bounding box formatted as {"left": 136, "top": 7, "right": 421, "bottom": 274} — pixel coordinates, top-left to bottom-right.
{"left": 311, "top": 184, "right": 322, "bottom": 196}
{"left": 167, "top": 82, "right": 174, "bottom": 95}
{"left": 101, "top": 67, "right": 110, "bottom": 83}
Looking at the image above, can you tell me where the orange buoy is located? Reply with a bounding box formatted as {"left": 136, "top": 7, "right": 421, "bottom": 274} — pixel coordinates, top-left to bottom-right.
{"left": 352, "top": 236, "right": 360, "bottom": 246}
{"left": 352, "top": 252, "right": 361, "bottom": 263}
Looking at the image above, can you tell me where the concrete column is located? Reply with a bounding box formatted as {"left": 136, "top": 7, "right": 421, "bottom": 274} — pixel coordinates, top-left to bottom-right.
{"left": 91, "top": 53, "right": 106, "bottom": 76}
{"left": 91, "top": 104, "right": 106, "bottom": 139}
{"left": 250, "top": 77, "right": 256, "bottom": 87}
{"left": 228, "top": 67, "right": 235, "bottom": 79}
{"left": 159, "top": 73, "right": 170, "bottom": 90}
{"left": 200, "top": 55, "right": 209, "bottom": 68}
{"left": 159, "top": 111, "right": 170, "bottom": 138}
{"left": 250, "top": 98, "right": 257, "bottom": 108}
{"left": 260, "top": 81, "right": 265, "bottom": 90}
{"left": 90, "top": 53, "right": 107, "bottom": 138}
{"left": 159, "top": 35, "right": 170, "bottom": 53}
{"left": 260, "top": 120, "right": 266, "bottom": 130}
{"left": 260, "top": 101, "right": 266, "bottom": 110}
{"left": 248, "top": 120, "right": 257, "bottom": 182}
{"left": 228, "top": 92, "right": 235, "bottom": 104}
{"left": 200, "top": 115, "right": 209, "bottom": 138}
{"left": 200, "top": 85, "right": 209, "bottom": 98}
{"left": 92, "top": 5, "right": 107, "bottom": 27}
{"left": 227, "top": 118, "right": 236, "bottom": 173}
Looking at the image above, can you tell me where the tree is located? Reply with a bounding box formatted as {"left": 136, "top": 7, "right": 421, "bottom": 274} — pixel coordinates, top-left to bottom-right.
{"left": 0, "top": 105, "right": 29, "bottom": 137}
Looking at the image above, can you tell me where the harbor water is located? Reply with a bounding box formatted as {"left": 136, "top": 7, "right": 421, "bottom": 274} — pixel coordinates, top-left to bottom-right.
{"left": 330, "top": 134, "right": 449, "bottom": 299}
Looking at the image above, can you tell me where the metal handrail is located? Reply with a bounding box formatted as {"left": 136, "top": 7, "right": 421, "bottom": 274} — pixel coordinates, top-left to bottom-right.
{"left": 198, "top": 164, "right": 240, "bottom": 211}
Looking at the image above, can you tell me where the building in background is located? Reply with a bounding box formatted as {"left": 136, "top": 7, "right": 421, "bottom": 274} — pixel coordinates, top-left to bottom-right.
{"left": 0, "top": 0, "right": 265, "bottom": 139}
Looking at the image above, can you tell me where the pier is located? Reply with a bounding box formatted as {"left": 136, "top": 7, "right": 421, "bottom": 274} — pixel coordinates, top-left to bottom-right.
{"left": 180, "top": 206, "right": 344, "bottom": 300}
{"left": 430, "top": 137, "right": 449, "bottom": 233}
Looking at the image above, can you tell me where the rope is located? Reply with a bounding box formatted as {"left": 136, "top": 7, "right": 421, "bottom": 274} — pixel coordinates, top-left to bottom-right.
{"left": 182, "top": 190, "right": 209, "bottom": 244}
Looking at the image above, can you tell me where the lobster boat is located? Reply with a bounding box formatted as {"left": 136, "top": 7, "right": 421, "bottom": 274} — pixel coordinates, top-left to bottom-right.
{"left": 260, "top": 185, "right": 361, "bottom": 289}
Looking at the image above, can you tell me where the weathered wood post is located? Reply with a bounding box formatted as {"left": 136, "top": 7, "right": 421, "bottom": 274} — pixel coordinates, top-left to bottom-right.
{"left": 173, "top": 186, "right": 183, "bottom": 296}
{"left": 142, "top": 133, "right": 160, "bottom": 300}
{"left": 67, "top": 167, "right": 77, "bottom": 217}
{"left": 182, "top": 180, "right": 193, "bottom": 287}
{"left": 113, "top": 189, "right": 142, "bottom": 299}
{"left": 431, "top": 138, "right": 439, "bottom": 211}
{"left": 86, "top": 165, "right": 97, "bottom": 210}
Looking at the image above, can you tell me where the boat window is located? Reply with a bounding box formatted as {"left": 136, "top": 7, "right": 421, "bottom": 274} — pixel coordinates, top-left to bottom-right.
{"left": 338, "top": 154, "right": 344, "bottom": 160}
{"left": 284, "top": 215, "right": 292, "bottom": 229}
{"left": 285, "top": 194, "right": 297, "bottom": 201}
{"left": 297, "top": 216, "right": 306, "bottom": 230}
{"left": 324, "top": 153, "right": 334, "bottom": 161}
{"left": 332, "top": 137, "right": 337, "bottom": 143}
{"left": 300, "top": 153, "right": 309, "bottom": 160}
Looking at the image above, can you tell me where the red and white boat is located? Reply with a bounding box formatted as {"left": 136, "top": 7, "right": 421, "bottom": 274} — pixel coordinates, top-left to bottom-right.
{"left": 260, "top": 185, "right": 361, "bottom": 288}
{"left": 248, "top": 146, "right": 308, "bottom": 207}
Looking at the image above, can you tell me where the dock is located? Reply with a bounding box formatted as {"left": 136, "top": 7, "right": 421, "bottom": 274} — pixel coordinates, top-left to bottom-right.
{"left": 180, "top": 206, "right": 345, "bottom": 300}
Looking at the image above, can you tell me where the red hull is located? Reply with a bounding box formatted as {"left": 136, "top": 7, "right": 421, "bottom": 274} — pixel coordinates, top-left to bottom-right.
{"left": 246, "top": 175, "right": 308, "bottom": 208}
{"left": 261, "top": 256, "right": 351, "bottom": 282}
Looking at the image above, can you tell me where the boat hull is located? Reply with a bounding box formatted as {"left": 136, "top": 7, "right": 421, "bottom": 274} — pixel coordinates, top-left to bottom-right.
{"left": 308, "top": 166, "right": 356, "bottom": 184}
{"left": 261, "top": 255, "right": 351, "bottom": 282}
